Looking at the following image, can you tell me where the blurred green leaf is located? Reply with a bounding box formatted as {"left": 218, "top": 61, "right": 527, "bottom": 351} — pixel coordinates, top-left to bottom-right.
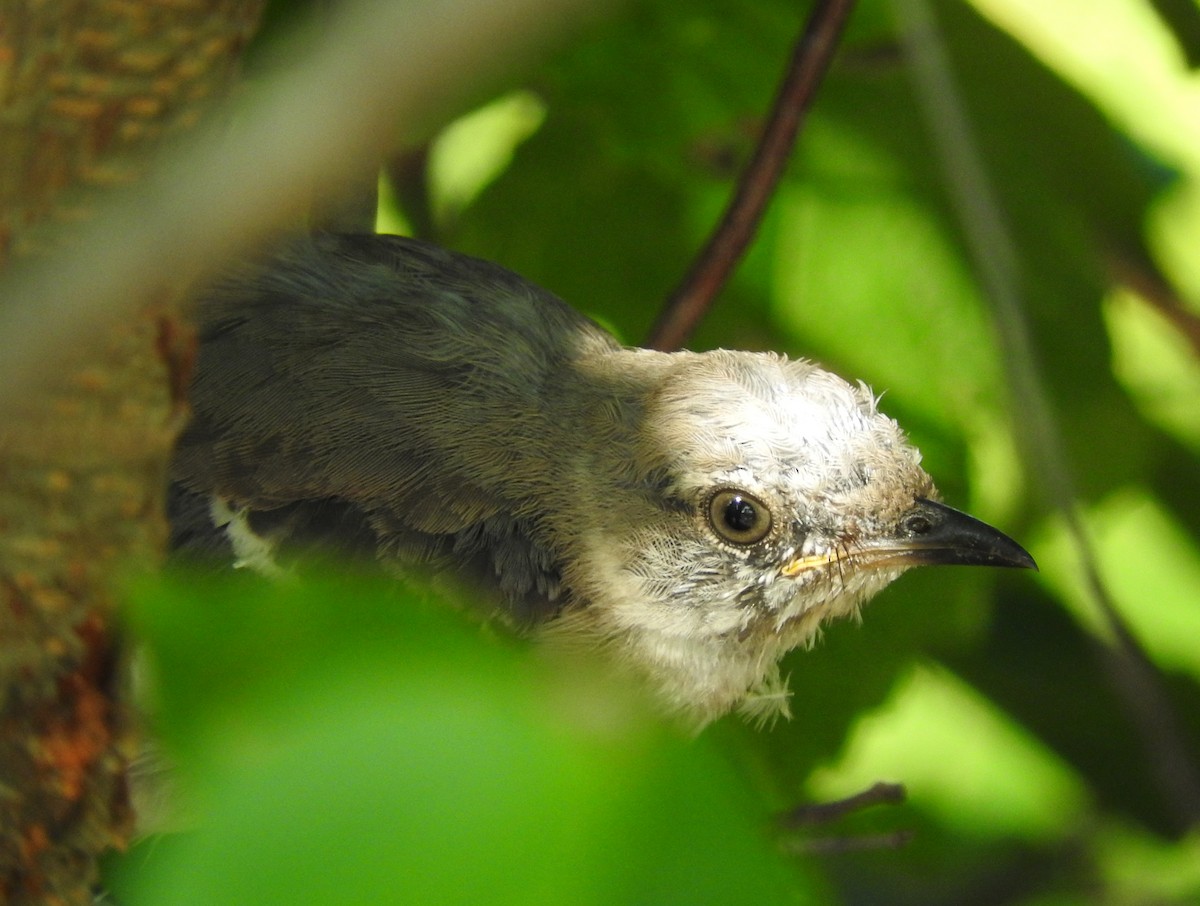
{"left": 810, "top": 665, "right": 1088, "bottom": 841}
{"left": 771, "top": 178, "right": 1001, "bottom": 432}
{"left": 115, "top": 572, "right": 814, "bottom": 904}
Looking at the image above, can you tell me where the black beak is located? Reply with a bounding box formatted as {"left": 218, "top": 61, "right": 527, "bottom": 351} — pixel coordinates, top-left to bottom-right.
{"left": 889, "top": 498, "right": 1037, "bottom": 571}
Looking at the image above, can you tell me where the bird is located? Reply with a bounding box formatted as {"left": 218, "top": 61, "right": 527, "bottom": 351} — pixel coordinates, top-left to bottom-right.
{"left": 169, "top": 232, "right": 1036, "bottom": 727}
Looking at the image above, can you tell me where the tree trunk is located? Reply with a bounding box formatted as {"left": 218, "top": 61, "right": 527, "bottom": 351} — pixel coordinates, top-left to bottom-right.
{"left": 0, "top": 2, "right": 264, "bottom": 901}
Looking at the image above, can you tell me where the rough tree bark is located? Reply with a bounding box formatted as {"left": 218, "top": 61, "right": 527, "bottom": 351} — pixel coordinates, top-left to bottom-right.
{"left": 0, "top": 2, "right": 263, "bottom": 902}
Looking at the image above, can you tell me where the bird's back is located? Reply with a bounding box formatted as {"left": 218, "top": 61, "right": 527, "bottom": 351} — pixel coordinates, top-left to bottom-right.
{"left": 170, "top": 233, "right": 618, "bottom": 619}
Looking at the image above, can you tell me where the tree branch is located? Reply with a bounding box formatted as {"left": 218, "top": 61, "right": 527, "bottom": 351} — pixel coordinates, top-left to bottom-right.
{"left": 645, "top": 0, "right": 857, "bottom": 352}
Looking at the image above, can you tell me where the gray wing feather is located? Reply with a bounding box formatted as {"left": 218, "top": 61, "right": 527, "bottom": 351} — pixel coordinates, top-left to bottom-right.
{"left": 172, "top": 233, "right": 617, "bottom": 563}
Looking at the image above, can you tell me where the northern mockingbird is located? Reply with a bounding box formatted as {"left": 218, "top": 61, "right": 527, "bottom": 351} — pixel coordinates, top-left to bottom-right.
{"left": 170, "top": 233, "right": 1035, "bottom": 726}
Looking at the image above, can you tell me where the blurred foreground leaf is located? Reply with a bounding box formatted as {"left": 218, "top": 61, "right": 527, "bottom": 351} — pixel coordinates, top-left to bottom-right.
{"left": 109, "top": 572, "right": 815, "bottom": 904}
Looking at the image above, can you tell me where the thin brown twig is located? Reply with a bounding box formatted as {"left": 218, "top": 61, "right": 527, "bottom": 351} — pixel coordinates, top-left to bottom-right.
{"left": 645, "top": 0, "right": 857, "bottom": 352}
{"left": 783, "top": 829, "right": 916, "bottom": 855}
{"left": 778, "top": 780, "right": 907, "bottom": 829}
{"left": 1107, "top": 248, "right": 1200, "bottom": 360}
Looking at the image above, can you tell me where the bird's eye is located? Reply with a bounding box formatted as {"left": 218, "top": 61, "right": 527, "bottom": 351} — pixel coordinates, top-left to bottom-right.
{"left": 708, "top": 489, "right": 772, "bottom": 545}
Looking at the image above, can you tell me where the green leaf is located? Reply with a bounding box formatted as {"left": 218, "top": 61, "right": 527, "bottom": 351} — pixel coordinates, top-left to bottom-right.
{"left": 114, "top": 573, "right": 815, "bottom": 904}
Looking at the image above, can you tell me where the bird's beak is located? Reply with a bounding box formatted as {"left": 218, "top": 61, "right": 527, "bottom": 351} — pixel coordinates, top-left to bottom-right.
{"left": 781, "top": 498, "right": 1037, "bottom": 577}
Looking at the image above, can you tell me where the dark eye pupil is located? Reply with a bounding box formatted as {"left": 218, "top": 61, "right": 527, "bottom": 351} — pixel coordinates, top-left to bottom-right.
{"left": 708, "top": 488, "right": 772, "bottom": 544}
{"left": 724, "top": 497, "right": 758, "bottom": 532}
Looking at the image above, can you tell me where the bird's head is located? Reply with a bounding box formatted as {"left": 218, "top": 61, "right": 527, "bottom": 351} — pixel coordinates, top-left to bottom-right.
{"left": 553, "top": 350, "right": 1034, "bottom": 725}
